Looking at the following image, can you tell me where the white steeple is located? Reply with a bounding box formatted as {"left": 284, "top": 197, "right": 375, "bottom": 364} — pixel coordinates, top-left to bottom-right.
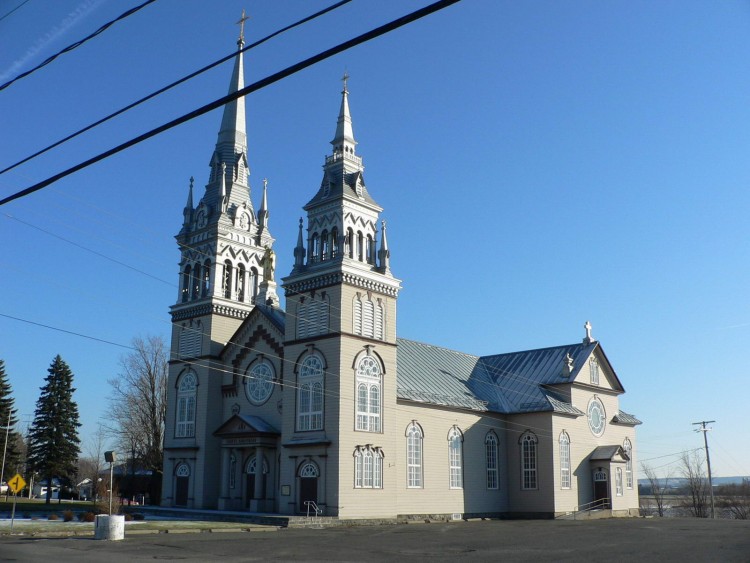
{"left": 331, "top": 72, "right": 357, "bottom": 156}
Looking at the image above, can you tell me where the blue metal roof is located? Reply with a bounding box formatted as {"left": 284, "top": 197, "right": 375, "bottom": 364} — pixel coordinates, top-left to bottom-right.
{"left": 396, "top": 338, "right": 611, "bottom": 416}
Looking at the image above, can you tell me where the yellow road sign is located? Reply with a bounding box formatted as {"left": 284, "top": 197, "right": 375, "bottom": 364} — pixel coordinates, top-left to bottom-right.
{"left": 7, "top": 473, "right": 26, "bottom": 494}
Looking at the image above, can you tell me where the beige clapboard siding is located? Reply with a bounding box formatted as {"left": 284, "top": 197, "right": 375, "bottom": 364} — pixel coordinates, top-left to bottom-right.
{"left": 391, "top": 404, "right": 508, "bottom": 516}
{"left": 504, "top": 412, "right": 555, "bottom": 514}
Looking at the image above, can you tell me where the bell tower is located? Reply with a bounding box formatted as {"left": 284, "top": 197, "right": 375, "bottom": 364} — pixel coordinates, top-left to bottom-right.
{"left": 280, "top": 76, "right": 401, "bottom": 518}
{"left": 163, "top": 18, "right": 276, "bottom": 508}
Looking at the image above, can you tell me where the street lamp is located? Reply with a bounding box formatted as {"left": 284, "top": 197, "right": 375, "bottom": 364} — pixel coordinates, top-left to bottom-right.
{"left": 104, "top": 451, "right": 116, "bottom": 515}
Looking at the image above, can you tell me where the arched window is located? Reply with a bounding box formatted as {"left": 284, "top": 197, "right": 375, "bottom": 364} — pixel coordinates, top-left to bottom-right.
{"left": 354, "top": 446, "right": 383, "bottom": 489}
{"left": 347, "top": 228, "right": 354, "bottom": 258}
{"left": 560, "top": 431, "right": 571, "bottom": 489}
{"left": 202, "top": 260, "right": 211, "bottom": 297}
{"left": 485, "top": 432, "right": 499, "bottom": 490}
{"left": 355, "top": 356, "right": 381, "bottom": 432}
{"left": 406, "top": 423, "right": 423, "bottom": 488}
{"left": 366, "top": 234, "right": 374, "bottom": 264}
{"left": 321, "top": 230, "right": 329, "bottom": 260}
{"left": 245, "top": 359, "right": 275, "bottom": 405}
{"left": 520, "top": 432, "right": 538, "bottom": 490}
{"left": 311, "top": 233, "right": 320, "bottom": 262}
{"left": 236, "top": 264, "right": 246, "bottom": 302}
{"left": 222, "top": 260, "right": 232, "bottom": 299}
{"left": 176, "top": 371, "right": 197, "bottom": 438}
{"left": 331, "top": 227, "right": 339, "bottom": 258}
{"left": 299, "top": 461, "right": 319, "bottom": 478}
{"left": 623, "top": 438, "right": 633, "bottom": 489}
{"left": 249, "top": 267, "right": 259, "bottom": 300}
{"left": 357, "top": 231, "right": 363, "bottom": 261}
{"left": 190, "top": 263, "right": 201, "bottom": 299}
{"left": 448, "top": 427, "right": 463, "bottom": 489}
{"left": 297, "top": 354, "right": 324, "bottom": 431}
{"left": 182, "top": 265, "right": 191, "bottom": 302}
{"left": 590, "top": 356, "right": 600, "bottom": 385}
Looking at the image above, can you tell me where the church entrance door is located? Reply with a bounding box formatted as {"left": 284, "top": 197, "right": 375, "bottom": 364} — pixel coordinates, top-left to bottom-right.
{"left": 299, "top": 477, "right": 317, "bottom": 513}
{"left": 175, "top": 477, "right": 188, "bottom": 506}
{"left": 174, "top": 463, "right": 190, "bottom": 507}
{"left": 593, "top": 469, "right": 609, "bottom": 508}
{"left": 298, "top": 461, "right": 319, "bottom": 514}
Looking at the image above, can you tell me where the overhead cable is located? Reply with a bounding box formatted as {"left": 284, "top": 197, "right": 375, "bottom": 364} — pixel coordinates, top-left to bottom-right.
{"left": 0, "top": 0, "right": 158, "bottom": 93}
{"left": 0, "top": 0, "right": 462, "bottom": 207}
{"left": 0, "top": 0, "right": 353, "bottom": 176}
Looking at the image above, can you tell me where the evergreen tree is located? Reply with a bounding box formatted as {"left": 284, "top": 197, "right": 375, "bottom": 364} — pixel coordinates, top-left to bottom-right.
{"left": 0, "top": 359, "right": 22, "bottom": 485}
{"left": 27, "top": 355, "right": 81, "bottom": 503}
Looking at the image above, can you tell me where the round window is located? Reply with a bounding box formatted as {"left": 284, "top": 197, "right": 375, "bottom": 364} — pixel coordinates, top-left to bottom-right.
{"left": 587, "top": 397, "right": 606, "bottom": 437}
{"left": 245, "top": 361, "right": 274, "bottom": 405}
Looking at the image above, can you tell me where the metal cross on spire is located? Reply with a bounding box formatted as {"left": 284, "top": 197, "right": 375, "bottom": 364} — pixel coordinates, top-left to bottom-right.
{"left": 236, "top": 9, "right": 250, "bottom": 43}
{"left": 341, "top": 70, "right": 350, "bottom": 93}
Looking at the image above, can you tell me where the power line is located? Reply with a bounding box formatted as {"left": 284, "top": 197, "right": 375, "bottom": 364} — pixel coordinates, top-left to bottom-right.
{"left": 0, "top": 0, "right": 462, "bottom": 208}
{"left": 0, "top": 0, "right": 158, "bottom": 93}
{"left": 0, "top": 312, "right": 134, "bottom": 350}
{"left": 0, "top": 0, "right": 354, "bottom": 176}
{"left": 0, "top": 0, "right": 31, "bottom": 23}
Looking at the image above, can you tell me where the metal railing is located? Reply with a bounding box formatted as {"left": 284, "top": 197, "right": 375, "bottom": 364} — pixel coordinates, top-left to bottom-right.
{"left": 304, "top": 500, "right": 322, "bottom": 519}
{"left": 571, "top": 498, "right": 610, "bottom": 519}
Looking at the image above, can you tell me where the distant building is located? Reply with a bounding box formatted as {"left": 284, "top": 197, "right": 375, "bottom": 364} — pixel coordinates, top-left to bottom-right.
{"left": 161, "top": 29, "right": 641, "bottom": 519}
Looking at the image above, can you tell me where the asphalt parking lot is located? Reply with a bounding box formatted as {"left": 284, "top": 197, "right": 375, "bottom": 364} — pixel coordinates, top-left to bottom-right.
{"left": 1, "top": 517, "right": 749, "bottom": 562}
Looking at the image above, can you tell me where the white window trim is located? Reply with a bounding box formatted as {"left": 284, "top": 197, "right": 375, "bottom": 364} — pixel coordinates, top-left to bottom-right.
{"left": 521, "top": 432, "right": 538, "bottom": 490}
{"left": 354, "top": 446, "right": 383, "bottom": 489}
{"left": 485, "top": 432, "right": 499, "bottom": 490}
{"left": 355, "top": 356, "right": 382, "bottom": 432}
{"left": 176, "top": 371, "right": 197, "bottom": 438}
{"left": 448, "top": 427, "right": 463, "bottom": 489}
{"left": 406, "top": 423, "right": 423, "bottom": 488}
{"left": 559, "top": 431, "right": 571, "bottom": 490}
{"left": 297, "top": 354, "right": 324, "bottom": 431}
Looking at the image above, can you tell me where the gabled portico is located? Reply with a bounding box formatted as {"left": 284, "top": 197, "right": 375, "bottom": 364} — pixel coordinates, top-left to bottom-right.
{"left": 214, "top": 414, "right": 280, "bottom": 512}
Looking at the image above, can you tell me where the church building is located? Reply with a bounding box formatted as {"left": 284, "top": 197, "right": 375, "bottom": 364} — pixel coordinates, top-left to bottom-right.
{"left": 161, "top": 31, "right": 641, "bottom": 519}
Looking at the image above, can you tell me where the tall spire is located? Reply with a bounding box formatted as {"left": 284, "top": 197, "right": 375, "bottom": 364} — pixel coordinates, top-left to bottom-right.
{"left": 216, "top": 15, "right": 247, "bottom": 152}
{"left": 331, "top": 71, "right": 356, "bottom": 154}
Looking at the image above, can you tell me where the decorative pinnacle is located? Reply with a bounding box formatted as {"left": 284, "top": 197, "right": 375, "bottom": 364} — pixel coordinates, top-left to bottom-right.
{"left": 236, "top": 9, "right": 249, "bottom": 45}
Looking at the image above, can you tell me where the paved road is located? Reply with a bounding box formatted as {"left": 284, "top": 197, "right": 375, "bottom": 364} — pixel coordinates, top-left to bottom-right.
{"left": 1, "top": 518, "right": 748, "bottom": 562}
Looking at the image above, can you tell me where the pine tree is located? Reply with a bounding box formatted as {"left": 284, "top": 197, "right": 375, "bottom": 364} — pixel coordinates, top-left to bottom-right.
{"left": 0, "top": 359, "right": 22, "bottom": 485}
{"left": 27, "top": 355, "right": 81, "bottom": 503}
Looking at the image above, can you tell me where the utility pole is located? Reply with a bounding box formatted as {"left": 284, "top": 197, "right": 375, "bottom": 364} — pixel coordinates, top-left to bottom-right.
{"left": 692, "top": 420, "right": 716, "bottom": 519}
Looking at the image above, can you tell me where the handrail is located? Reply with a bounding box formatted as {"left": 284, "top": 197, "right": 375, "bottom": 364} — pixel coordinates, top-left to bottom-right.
{"left": 304, "top": 500, "right": 322, "bottom": 518}
{"left": 569, "top": 497, "right": 610, "bottom": 519}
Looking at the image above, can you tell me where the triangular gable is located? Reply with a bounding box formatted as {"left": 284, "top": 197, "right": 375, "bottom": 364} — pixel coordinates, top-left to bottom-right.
{"left": 214, "top": 414, "right": 279, "bottom": 438}
{"left": 571, "top": 343, "right": 625, "bottom": 393}
{"left": 220, "top": 305, "right": 285, "bottom": 397}
{"left": 220, "top": 305, "right": 285, "bottom": 361}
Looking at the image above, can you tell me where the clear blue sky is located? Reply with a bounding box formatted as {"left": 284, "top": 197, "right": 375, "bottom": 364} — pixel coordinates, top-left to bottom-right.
{"left": 1, "top": 0, "right": 749, "bottom": 479}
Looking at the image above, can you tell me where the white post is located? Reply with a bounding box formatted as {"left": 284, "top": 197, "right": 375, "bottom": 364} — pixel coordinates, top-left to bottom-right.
{"left": 0, "top": 408, "right": 11, "bottom": 495}
{"left": 109, "top": 462, "right": 114, "bottom": 515}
